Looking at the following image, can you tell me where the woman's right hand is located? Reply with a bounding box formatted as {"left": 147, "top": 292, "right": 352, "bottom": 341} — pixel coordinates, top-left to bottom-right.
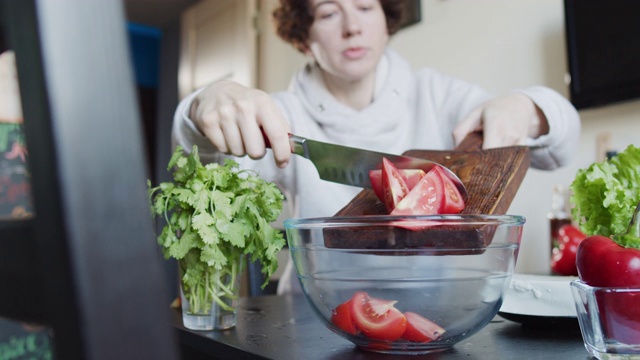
{"left": 189, "top": 80, "right": 292, "bottom": 168}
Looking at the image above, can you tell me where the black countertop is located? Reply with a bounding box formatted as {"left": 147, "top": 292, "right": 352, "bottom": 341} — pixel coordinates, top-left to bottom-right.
{"left": 171, "top": 294, "right": 590, "bottom": 360}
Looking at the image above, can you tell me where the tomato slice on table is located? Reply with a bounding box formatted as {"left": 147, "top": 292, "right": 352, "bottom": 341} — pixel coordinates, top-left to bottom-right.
{"left": 331, "top": 298, "right": 358, "bottom": 335}
{"left": 401, "top": 312, "right": 446, "bottom": 343}
{"left": 350, "top": 291, "right": 407, "bottom": 341}
{"left": 381, "top": 158, "right": 410, "bottom": 212}
{"left": 433, "top": 165, "right": 465, "bottom": 214}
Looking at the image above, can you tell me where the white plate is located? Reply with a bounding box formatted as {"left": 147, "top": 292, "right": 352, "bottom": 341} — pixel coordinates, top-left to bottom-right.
{"left": 499, "top": 273, "right": 578, "bottom": 320}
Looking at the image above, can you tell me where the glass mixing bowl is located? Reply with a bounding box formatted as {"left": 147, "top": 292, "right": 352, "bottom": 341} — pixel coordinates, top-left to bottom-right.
{"left": 284, "top": 214, "right": 525, "bottom": 355}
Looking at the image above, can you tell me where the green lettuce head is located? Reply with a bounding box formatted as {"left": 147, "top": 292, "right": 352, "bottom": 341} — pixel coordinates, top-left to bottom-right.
{"left": 570, "top": 144, "right": 640, "bottom": 247}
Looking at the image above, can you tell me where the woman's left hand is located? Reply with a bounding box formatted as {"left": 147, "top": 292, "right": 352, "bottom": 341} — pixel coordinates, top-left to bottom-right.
{"left": 452, "top": 93, "right": 549, "bottom": 149}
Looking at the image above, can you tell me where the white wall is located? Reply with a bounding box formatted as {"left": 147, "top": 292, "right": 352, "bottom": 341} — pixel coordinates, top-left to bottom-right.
{"left": 258, "top": 0, "right": 640, "bottom": 274}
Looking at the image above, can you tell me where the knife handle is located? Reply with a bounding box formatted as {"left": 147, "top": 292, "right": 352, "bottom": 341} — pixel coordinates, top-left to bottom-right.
{"left": 261, "top": 129, "right": 305, "bottom": 156}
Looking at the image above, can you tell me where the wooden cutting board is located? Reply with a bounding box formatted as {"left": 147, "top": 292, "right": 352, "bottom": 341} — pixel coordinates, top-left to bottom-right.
{"left": 324, "top": 132, "right": 531, "bottom": 250}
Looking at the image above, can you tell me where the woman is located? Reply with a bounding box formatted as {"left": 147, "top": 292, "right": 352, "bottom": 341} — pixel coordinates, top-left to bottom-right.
{"left": 172, "top": 0, "right": 581, "bottom": 294}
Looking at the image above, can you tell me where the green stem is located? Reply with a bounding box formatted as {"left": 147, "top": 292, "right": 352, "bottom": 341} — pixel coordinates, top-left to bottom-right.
{"left": 183, "top": 258, "right": 242, "bottom": 315}
{"left": 210, "top": 270, "right": 234, "bottom": 312}
{"left": 615, "top": 200, "right": 640, "bottom": 249}
{"left": 629, "top": 201, "right": 640, "bottom": 238}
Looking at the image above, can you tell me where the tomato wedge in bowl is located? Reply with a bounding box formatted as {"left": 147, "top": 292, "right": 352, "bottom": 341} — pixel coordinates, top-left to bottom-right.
{"left": 350, "top": 291, "right": 407, "bottom": 341}
{"left": 402, "top": 312, "right": 446, "bottom": 343}
{"left": 330, "top": 291, "right": 446, "bottom": 344}
{"left": 330, "top": 297, "right": 357, "bottom": 335}
{"left": 285, "top": 215, "right": 525, "bottom": 355}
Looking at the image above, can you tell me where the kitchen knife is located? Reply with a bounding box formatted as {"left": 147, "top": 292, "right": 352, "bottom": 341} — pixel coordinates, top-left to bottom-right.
{"left": 264, "top": 132, "right": 467, "bottom": 199}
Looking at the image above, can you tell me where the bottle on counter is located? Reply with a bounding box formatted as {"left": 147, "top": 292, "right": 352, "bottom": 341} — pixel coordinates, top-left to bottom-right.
{"left": 548, "top": 184, "right": 571, "bottom": 257}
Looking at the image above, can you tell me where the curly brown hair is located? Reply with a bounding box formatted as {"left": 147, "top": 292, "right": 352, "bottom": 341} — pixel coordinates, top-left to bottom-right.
{"left": 273, "top": 0, "right": 406, "bottom": 53}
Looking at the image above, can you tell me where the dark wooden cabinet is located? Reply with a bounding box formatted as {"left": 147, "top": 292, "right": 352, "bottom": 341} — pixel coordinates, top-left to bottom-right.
{"left": 0, "top": 1, "right": 179, "bottom": 359}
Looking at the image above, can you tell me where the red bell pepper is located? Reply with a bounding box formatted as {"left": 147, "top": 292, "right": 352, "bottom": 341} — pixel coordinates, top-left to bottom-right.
{"left": 576, "top": 203, "right": 640, "bottom": 344}
{"left": 576, "top": 235, "right": 640, "bottom": 288}
{"left": 550, "top": 224, "right": 586, "bottom": 276}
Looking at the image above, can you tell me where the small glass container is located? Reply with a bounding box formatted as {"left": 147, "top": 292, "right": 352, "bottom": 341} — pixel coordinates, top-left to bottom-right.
{"left": 570, "top": 280, "right": 640, "bottom": 359}
{"left": 179, "top": 255, "right": 244, "bottom": 331}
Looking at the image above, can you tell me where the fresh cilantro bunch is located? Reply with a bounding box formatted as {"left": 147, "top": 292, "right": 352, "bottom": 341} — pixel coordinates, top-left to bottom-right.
{"left": 148, "top": 145, "right": 285, "bottom": 312}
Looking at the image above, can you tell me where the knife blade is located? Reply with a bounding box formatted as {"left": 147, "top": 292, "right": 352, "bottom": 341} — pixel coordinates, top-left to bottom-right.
{"left": 265, "top": 132, "right": 467, "bottom": 199}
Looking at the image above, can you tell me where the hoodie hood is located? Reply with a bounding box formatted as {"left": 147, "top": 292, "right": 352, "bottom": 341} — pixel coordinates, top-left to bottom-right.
{"left": 286, "top": 48, "right": 416, "bottom": 155}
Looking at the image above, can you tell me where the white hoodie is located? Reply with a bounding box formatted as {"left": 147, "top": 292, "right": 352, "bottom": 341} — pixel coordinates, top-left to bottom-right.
{"left": 172, "top": 48, "right": 581, "bottom": 294}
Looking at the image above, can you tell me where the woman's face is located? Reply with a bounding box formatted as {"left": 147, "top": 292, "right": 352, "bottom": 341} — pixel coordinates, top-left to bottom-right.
{"left": 307, "top": 0, "right": 389, "bottom": 82}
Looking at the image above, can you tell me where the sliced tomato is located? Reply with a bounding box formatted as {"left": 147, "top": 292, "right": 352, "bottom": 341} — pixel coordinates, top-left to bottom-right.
{"left": 390, "top": 168, "right": 443, "bottom": 216}
{"left": 433, "top": 166, "right": 465, "bottom": 214}
{"left": 401, "top": 312, "right": 446, "bottom": 343}
{"left": 380, "top": 158, "right": 410, "bottom": 212}
{"left": 350, "top": 291, "right": 407, "bottom": 341}
{"left": 331, "top": 298, "right": 357, "bottom": 335}
{"left": 369, "top": 170, "right": 385, "bottom": 201}
{"left": 369, "top": 168, "right": 426, "bottom": 202}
